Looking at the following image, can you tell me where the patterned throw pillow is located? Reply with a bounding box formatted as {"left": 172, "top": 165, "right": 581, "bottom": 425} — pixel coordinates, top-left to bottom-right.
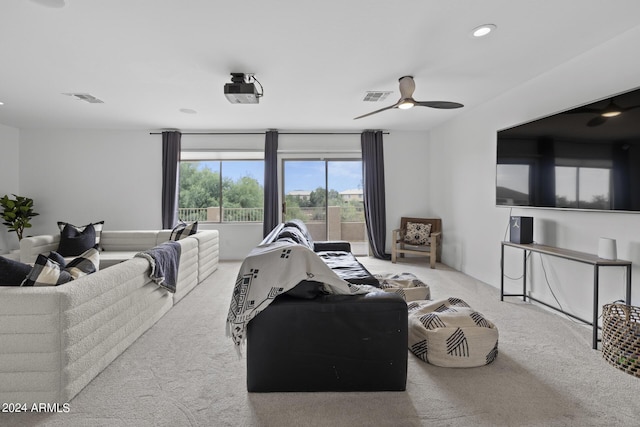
{"left": 57, "top": 221, "right": 104, "bottom": 250}
{"left": 404, "top": 222, "right": 432, "bottom": 245}
{"left": 22, "top": 248, "right": 100, "bottom": 286}
{"left": 65, "top": 247, "right": 100, "bottom": 279}
{"left": 22, "top": 254, "right": 74, "bottom": 287}
{"left": 170, "top": 221, "right": 198, "bottom": 241}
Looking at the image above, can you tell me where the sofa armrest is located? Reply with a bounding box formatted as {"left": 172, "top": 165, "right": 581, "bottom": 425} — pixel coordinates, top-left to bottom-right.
{"left": 20, "top": 234, "right": 60, "bottom": 264}
{"left": 313, "top": 241, "right": 351, "bottom": 252}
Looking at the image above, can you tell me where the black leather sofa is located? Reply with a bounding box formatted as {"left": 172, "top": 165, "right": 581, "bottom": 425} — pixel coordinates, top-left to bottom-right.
{"left": 246, "top": 221, "right": 408, "bottom": 392}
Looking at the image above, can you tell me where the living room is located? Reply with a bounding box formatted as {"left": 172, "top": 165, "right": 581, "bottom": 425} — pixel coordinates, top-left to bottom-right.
{"left": 2, "top": 1, "right": 640, "bottom": 425}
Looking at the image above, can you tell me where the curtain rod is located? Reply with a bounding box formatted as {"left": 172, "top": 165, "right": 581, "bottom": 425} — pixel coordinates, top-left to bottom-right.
{"left": 149, "top": 131, "right": 389, "bottom": 135}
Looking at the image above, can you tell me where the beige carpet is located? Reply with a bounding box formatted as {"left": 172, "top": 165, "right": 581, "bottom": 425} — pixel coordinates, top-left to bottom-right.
{"left": 2, "top": 258, "right": 638, "bottom": 427}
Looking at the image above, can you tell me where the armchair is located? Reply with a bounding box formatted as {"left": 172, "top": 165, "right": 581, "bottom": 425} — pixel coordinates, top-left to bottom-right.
{"left": 391, "top": 217, "right": 442, "bottom": 268}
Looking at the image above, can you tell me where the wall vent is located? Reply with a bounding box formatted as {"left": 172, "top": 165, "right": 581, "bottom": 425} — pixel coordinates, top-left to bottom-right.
{"left": 362, "top": 91, "right": 392, "bottom": 102}
{"left": 63, "top": 93, "right": 104, "bottom": 104}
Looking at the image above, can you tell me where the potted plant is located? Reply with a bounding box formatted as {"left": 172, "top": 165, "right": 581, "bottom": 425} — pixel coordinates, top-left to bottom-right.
{"left": 1, "top": 194, "right": 39, "bottom": 241}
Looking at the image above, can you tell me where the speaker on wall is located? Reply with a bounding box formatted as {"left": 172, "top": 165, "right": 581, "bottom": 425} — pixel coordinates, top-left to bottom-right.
{"left": 510, "top": 216, "right": 533, "bottom": 244}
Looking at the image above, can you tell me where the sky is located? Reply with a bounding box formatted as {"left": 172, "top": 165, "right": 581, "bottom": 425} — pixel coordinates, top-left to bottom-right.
{"left": 195, "top": 160, "right": 363, "bottom": 193}
{"left": 284, "top": 160, "right": 363, "bottom": 194}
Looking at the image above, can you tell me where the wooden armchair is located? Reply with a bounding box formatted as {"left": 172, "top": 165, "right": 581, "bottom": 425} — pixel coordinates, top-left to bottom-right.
{"left": 391, "top": 217, "right": 442, "bottom": 268}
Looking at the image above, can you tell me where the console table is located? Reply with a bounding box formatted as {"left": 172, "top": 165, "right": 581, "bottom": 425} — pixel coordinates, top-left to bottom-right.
{"left": 500, "top": 242, "right": 632, "bottom": 349}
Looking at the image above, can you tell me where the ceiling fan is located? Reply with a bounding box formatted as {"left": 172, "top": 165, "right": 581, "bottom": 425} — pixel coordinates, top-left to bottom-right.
{"left": 354, "top": 76, "right": 463, "bottom": 120}
{"left": 568, "top": 98, "right": 640, "bottom": 127}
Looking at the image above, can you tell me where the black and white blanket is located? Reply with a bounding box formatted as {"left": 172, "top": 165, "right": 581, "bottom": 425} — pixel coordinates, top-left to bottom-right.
{"left": 226, "top": 241, "right": 376, "bottom": 347}
{"left": 136, "top": 241, "right": 181, "bottom": 293}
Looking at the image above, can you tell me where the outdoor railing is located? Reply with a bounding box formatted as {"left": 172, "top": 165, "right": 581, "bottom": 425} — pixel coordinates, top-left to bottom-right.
{"left": 179, "top": 206, "right": 364, "bottom": 224}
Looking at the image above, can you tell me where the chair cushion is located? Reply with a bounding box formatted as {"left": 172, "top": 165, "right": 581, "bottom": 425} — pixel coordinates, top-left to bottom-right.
{"left": 404, "top": 222, "right": 431, "bottom": 245}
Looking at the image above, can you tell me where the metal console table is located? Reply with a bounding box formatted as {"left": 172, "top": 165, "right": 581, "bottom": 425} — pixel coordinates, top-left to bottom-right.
{"left": 500, "top": 242, "right": 632, "bottom": 349}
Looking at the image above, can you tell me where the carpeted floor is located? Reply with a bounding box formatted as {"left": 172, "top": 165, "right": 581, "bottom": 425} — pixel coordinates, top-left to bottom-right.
{"left": 2, "top": 258, "right": 638, "bottom": 427}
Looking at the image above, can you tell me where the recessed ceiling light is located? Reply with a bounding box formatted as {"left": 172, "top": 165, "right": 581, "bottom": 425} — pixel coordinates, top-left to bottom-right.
{"left": 471, "top": 24, "right": 496, "bottom": 38}
{"left": 29, "top": 0, "right": 66, "bottom": 8}
{"left": 0, "top": 101, "right": 4, "bottom": 106}
{"left": 179, "top": 108, "right": 197, "bottom": 114}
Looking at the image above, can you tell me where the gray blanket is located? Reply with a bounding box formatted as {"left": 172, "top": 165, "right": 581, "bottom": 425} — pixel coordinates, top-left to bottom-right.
{"left": 136, "top": 241, "right": 181, "bottom": 293}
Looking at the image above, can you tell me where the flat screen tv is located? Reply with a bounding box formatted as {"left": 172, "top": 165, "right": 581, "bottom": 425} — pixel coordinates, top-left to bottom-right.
{"left": 496, "top": 86, "right": 640, "bottom": 212}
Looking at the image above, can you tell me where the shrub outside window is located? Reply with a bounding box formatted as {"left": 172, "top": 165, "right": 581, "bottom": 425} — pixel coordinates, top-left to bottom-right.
{"left": 178, "top": 160, "right": 264, "bottom": 223}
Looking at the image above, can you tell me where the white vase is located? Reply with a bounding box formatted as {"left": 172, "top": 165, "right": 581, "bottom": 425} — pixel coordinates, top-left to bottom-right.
{"left": 597, "top": 237, "right": 617, "bottom": 260}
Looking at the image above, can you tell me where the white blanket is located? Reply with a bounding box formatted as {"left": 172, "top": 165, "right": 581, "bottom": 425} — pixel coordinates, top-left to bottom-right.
{"left": 226, "top": 241, "right": 375, "bottom": 347}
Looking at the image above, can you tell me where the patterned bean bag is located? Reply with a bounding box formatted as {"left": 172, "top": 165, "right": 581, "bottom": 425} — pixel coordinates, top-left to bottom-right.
{"left": 375, "top": 272, "right": 430, "bottom": 302}
{"left": 408, "top": 297, "right": 498, "bottom": 367}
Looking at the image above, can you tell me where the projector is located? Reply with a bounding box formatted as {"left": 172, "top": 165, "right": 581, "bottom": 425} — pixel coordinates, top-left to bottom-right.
{"left": 224, "top": 73, "right": 260, "bottom": 104}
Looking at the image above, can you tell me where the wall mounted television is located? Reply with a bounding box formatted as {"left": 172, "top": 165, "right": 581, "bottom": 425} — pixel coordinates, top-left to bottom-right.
{"left": 496, "top": 86, "right": 640, "bottom": 212}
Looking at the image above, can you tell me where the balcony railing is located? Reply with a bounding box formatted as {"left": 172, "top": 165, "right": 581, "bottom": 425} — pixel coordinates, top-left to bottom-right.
{"left": 178, "top": 207, "right": 264, "bottom": 223}
{"left": 179, "top": 206, "right": 364, "bottom": 223}
{"left": 179, "top": 206, "right": 368, "bottom": 253}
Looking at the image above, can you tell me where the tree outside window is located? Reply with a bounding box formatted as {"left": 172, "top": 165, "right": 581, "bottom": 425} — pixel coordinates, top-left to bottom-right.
{"left": 178, "top": 161, "right": 264, "bottom": 222}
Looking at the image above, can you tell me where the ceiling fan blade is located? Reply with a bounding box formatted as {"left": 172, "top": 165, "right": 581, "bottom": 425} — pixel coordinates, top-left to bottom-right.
{"left": 622, "top": 104, "right": 640, "bottom": 112}
{"left": 415, "top": 101, "right": 464, "bottom": 109}
{"left": 564, "top": 107, "right": 601, "bottom": 114}
{"left": 398, "top": 76, "right": 415, "bottom": 99}
{"left": 353, "top": 102, "right": 399, "bottom": 120}
{"left": 587, "top": 116, "right": 607, "bottom": 127}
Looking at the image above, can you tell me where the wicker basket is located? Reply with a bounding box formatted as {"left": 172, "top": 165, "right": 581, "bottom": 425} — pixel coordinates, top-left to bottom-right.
{"left": 601, "top": 303, "right": 640, "bottom": 378}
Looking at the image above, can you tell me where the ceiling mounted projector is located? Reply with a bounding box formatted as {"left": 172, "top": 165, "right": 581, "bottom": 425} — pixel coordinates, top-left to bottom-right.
{"left": 224, "top": 73, "right": 263, "bottom": 104}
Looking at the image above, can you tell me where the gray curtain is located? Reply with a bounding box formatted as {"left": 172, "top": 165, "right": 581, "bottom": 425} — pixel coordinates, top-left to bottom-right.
{"left": 361, "top": 130, "right": 390, "bottom": 259}
{"left": 162, "top": 131, "right": 181, "bottom": 229}
{"left": 263, "top": 130, "right": 279, "bottom": 237}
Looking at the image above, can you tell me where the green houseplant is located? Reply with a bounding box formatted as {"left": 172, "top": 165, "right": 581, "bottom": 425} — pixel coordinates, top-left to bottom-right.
{"left": 1, "top": 194, "right": 39, "bottom": 241}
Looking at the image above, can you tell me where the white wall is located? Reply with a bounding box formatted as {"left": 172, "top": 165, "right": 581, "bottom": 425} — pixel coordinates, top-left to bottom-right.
{"left": 0, "top": 123, "right": 20, "bottom": 252}
{"left": 15, "top": 130, "right": 429, "bottom": 260}
{"left": 430, "top": 25, "right": 640, "bottom": 318}
{"left": 384, "top": 131, "right": 430, "bottom": 251}
{"left": 19, "top": 130, "right": 162, "bottom": 236}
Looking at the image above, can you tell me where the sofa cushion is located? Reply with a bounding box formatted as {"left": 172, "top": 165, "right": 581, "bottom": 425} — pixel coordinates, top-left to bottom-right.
{"left": 23, "top": 254, "right": 74, "bottom": 286}
{"left": 170, "top": 221, "right": 198, "bottom": 241}
{"left": 315, "top": 250, "right": 380, "bottom": 286}
{"left": 57, "top": 223, "right": 96, "bottom": 257}
{"left": 0, "top": 256, "right": 32, "bottom": 286}
{"left": 58, "top": 221, "right": 104, "bottom": 250}
{"left": 284, "top": 281, "right": 327, "bottom": 299}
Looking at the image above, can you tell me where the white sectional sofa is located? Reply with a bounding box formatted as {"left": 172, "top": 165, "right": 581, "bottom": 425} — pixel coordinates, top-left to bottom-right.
{"left": 0, "top": 229, "right": 219, "bottom": 405}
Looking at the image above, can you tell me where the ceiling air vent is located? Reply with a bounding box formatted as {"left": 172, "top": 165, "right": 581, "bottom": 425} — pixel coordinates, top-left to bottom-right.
{"left": 63, "top": 93, "right": 104, "bottom": 104}
{"left": 362, "top": 91, "right": 392, "bottom": 102}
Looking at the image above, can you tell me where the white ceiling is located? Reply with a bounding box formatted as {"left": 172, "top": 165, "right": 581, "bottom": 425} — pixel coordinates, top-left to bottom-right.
{"left": 1, "top": 0, "right": 640, "bottom": 132}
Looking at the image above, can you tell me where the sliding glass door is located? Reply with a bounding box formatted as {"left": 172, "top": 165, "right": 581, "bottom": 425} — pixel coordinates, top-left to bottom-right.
{"left": 283, "top": 159, "right": 367, "bottom": 255}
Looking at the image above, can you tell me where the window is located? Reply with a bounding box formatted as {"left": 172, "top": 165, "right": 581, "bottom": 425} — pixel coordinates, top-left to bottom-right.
{"left": 496, "top": 163, "right": 531, "bottom": 206}
{"left": 178, "top": 160, "right": 264, "bottom": 223}
{"left": 283, "top": 159, "right": 366, "bottom": 254}
{"left": 555, "top": 166, "right": 611, "bottom": 209}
